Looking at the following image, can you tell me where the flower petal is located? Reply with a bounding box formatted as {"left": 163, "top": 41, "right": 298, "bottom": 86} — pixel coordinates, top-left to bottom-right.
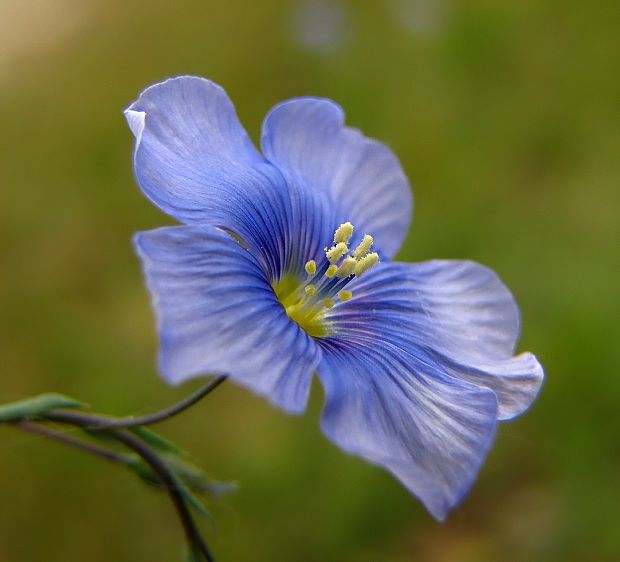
{"left": 317, "top": 339, "right": 498, "bottom": 521}
{"left": 324, "top": 260, "right": 544, "bottom": 421}
{"left": 261, "top": 98, "right": 412, "bottom": 258}
{"left": 134, "top": 225, "right": 321, "bottom": 414}
{"left": 126, "top": 76, "right": 292, "bottom": 279}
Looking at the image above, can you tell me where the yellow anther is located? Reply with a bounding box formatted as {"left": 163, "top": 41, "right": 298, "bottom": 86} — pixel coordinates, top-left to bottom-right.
{"left": 326, "top": 242, "right": 348, "bottom": 263}
{"left": 326, "top": 264, "right": 338, "bottom": 278}
{"left": 324, "top": 298, "right": 335, "bottom": 309}
{"left": 353, "top": 235, "right": 374, "bottom": 259}
{"left": 305, "top": 260, "right": 316, "bottom": 275}
{"left": 339, "top": 290, "right": 353, "bottom": 301}
{"left": 354, "top": 252, "right": 379, "bottom": 277}
{"left": 305, "top": 285, "right": 316, "bottom": 296}
{"left": 334, "top": 222, "right": 354, "bottom": 244}
{"left": 336, "top": 256, "right": 356, "bottom": 279}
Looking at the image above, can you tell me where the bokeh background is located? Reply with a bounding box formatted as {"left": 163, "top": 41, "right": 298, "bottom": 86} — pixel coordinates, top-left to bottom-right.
{"left": 1, "top": 0, "right": 618, "bottom": 560}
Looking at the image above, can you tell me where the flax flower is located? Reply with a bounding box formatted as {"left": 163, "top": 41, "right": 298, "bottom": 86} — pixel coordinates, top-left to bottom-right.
{"left": 126, "top": 76, "right": 544, "bottom": 520}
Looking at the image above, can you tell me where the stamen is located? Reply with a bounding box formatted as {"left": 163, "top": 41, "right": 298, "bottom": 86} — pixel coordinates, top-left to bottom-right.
{"left": 326, "top": 264, "right": 338, "bottom": 278}
{"left": 354, "top": 252, "right": 379, "bottom": 277}
{"left": 336, "top": 256, "right": 356, "bottom": 279}
{"left": 275, "top": 221, "right": 380, "bottom": 338}
{"left": 334, "top": 222, "right": 354, "bottom": 244}
{"left": 326, "top": 242, "right": 348, "bottom": 263}
{"left": 353, "top": 235, "right": 374, "bottom": 259}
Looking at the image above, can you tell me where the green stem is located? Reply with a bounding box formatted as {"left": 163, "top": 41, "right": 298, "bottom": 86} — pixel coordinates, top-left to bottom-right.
{"left": 43, "top": 409, "right": 215, "bottom": 562}
{"left": 91, "top": 376, "right": 227, "bottom": 429}
{"left": 13, "top": 421, "right": 131, "bottom": 465}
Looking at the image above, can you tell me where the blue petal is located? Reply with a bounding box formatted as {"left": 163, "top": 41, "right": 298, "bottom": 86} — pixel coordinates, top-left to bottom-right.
{"left": 315, "top": 260, "right": 544, "bottom": 518}
{"left": 324, "top": 260, "right": 544, "bottom": 420}
{"left": 134, "top": 225, "right": 321, "bottom": 414}
{"left": 317, "top": 340, "right": 498, "bottom": 521}
{"left": 403, "top": 260, "right": 522, "bottom": 362}
{"left": 261, "top": 98, "right": 412, "bottom": 258}
{"left": 126, "top": 76, "right": 292, "bottom": 279}
{"left": 325, "top": 261, "right": 544, "bottom": 420}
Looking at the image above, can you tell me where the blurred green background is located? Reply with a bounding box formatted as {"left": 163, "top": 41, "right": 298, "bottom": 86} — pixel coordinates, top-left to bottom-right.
{"left": 1, "top": 0, "right": 618, "bottom": 560}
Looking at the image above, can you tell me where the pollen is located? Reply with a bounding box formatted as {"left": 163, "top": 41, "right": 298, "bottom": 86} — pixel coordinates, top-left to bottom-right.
{"left": 274, "top": 221, "right": 380, "bottom": 338}
{"left": 326, "top": 264, "right": 338, "bottom": 278}
{"left": 336, "top": 256, "right": 356, "bottom": 279}
{"left": 354, "top": 252, "right": 379, "bottom": 277}
{"left": 326, "top": 242, "right": 348, "bottom": 263}
{"left": 334, "top": 222, "right": 354, "bottom": 244}
{"left": 353, "top": 235, "right": 374, "bottom": 259}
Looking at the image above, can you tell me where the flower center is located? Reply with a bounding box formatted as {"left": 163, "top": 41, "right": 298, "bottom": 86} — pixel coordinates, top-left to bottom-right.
{"left": 274, "top": 222, "right": 379, "bottom": 338}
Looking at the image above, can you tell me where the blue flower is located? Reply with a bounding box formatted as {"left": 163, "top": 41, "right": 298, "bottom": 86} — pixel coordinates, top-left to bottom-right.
{"left": 126, "top": 76, "right": 544, "bottom": 521}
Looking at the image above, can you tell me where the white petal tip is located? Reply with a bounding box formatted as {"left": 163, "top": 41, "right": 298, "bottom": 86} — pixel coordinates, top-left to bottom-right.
{"left": 124, "top": 109, "right": 146, "bottom": 144}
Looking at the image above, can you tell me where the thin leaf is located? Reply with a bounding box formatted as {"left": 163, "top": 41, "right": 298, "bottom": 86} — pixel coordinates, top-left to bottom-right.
{"left": 0, "top": 393, "right": 85, "bottom": 423}
{"left": 169, "top": 471, "right": 210, "bottom": 518}
{"left": 125, "top": 456, "right": 161, "bottom": 487}
{"left": 129, "top": 425, "right": 182, "bottom": 454}
{"left": 204, "top": 480, "right": 238, "bottom": 498}
{"left": 125, "top": 456, "right": 210, "bottom": 517}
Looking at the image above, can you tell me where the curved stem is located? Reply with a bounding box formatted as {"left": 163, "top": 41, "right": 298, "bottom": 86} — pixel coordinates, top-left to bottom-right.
{"left": 45, "top": 410, "right": 215, "bottom": 562}
{"left": 92, "top": 376, "right": 227, "bottom": 429}
{"left": 110, "top": 429, "right": 215, "bottom": 562}
{"left": 13, "top": 421, "right": 131, "bottom": 465}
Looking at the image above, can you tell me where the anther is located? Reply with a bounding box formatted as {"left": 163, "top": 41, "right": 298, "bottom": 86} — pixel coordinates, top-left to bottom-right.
{"left": 354, "top": 252, "right": 379, "bottom": 277}
{"left": 326, "top": 242, "right": 348, "bottom": 263}
{"left": 334, "top": 222, "right": 354, "bottom": 244}
{"left": 336, "top": 256, "right": 356, "bottom": 279}
{"left": 278, "top": 221, "right": 380, "bottom": 333}
{"left": 326, "top": 264, "right": 338, "bottom": 278}
{"left": 353, "top": 235, "right": 374, "bottom": 259}
{"left": 339, "top": 290, "right": 353, "bottom": 301}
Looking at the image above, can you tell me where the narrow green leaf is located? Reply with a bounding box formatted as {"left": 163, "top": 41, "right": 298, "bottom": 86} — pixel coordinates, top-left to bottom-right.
{"left": 165, "top": 456, "right": 237, "bottom": 498}
{"left": 125, "top": 456, "right": 160, "bottom": 487}
{"left": 164, "top": 456, "right": 209, "bottom": 490}
{"left": 204, "top": 480, "right": 238, "bottom": 498}
{"left": 0, "top": 393, "right": 85, "bottom": 423}
{"left": 169, "top": 471, "right": 210, "bottom": 518}
{"left": 124, "top": 455, "right": 210, "bottom": 517}
{"left": 129, "top": 425, "right": 182, "bottom": 454}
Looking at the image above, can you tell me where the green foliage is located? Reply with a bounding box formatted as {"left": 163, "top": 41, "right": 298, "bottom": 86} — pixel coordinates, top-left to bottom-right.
{"left": 124, "top": 449, "right": 233, "bottom": 516}
{"left": 129, "top": 425, "right": 182, "bottom": 454}
{"left": 0, "top": 394, "right": 84, "bottom": 423}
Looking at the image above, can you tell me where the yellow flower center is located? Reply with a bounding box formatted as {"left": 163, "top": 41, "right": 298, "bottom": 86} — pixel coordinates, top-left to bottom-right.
{"left": 273, "top": 222, "right": 379, "bottom": 338}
